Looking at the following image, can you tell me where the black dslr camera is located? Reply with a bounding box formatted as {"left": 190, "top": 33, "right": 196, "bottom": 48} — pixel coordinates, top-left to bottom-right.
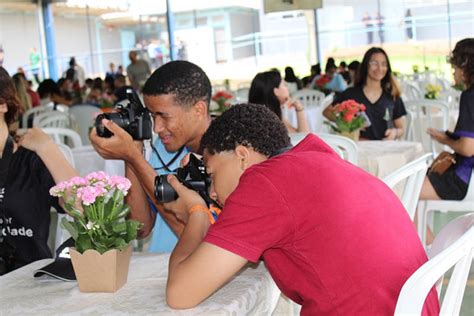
{"left": 95, "top": 89, "right": 152, "bottom": 140}
{"left": 154, "top": 154, "right": 212, "bottom": 204}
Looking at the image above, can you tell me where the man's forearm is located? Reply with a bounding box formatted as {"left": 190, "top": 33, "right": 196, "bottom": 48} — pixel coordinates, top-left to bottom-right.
{"left": 126, "top": 153, "right": 185, "bottom": 236}
{"left": 125, "top": 164, "right": 156, "bottom": 238}
{"left": 169, "top": 211, "right": 210, "bottom": 278}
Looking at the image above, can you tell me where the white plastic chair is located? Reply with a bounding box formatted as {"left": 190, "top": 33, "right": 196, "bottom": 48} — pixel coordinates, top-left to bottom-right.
{"left": 289, "top": 132, "right": 344, "bottom": 159}
{"left": 42, "top": 127, "right": 83, "bottom": 149}
{"left": 405, "top": 99, "right": 450, "bottom": 155}
{"left": 52, "top": 144, "right": 75, "bottom": 253}
{"left": 418, "top": 170, "right": 474, "bottom": 246}
{"left": 382, "top": 153, "right": 432, "bottom": 220}
{"left": 317, "top": 133, "right": 358, "bottom": 165}
{"left": 321, "top": 93, "right": 334, "bottom": 109}
{"left": 69, "top": 105, "right": 100, "bottom": 145}
{"left": 292, "top": 89, "right": 325, "bottom": 108}
{"left": 33, "top": 111, "right": 71, "bottom": 129}
{"left": 22, "top": 105, "right": 51, "bottom": 128}
{"left": 394, "top": 213, "right": 474, "bottom": 316}
{"left": 402, "top": 81, "right": 423, "bottom": 101}
{"left": 233, "top": 87, "right": 249, "bottom": 103}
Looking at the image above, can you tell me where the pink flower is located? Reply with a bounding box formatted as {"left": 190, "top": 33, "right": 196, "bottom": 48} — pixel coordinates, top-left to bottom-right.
{"left": 49, "top": 181, "right": 69, "bottom": 197}
{"left": 86, "top": 171, "right": 109, "bottom": 182}
{"left": 109, "top": 176, "right": 132, "bottom": 194}
{"left": 69, "top": 176, "right": 88, "bottom": 187}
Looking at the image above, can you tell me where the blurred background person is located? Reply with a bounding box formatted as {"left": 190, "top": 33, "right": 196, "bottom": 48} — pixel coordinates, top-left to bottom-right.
{"left": 420, "top": 38, "right": 474, "bottom": 202}
{"left": 323, "top": 47, "right": 406, "bottom": 140}
{"left": 126, "top": 50, "right": 151, "bottom": 91}
{"left": 284, "top": 66, "right": 303, "bottom": 94}
{"left": 249, "top": 70, "right": 309, "bottom": 133}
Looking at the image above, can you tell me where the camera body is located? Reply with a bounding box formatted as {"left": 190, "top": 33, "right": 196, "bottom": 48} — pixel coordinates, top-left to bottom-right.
{"left": 95, "top": 89, "right": 152, "bottom": 140}
{"left": 154, "top": 154, "right": 211, "bottom": 203}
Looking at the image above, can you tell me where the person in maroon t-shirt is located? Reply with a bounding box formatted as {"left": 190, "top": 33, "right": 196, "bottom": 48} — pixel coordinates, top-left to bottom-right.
{"left": 163, "top": 103, "right": 439, "bottom": 315}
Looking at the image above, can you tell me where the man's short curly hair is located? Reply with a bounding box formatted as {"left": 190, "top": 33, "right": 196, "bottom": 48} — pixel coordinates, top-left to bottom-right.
{"left": 200, "top": 103, "right": 291, "bottom": 157}
{"left": 142, "top": 60, "right": 211, "bottom": 108}
{"left": 450, "top": 38, "right": 474, "bottom": 89}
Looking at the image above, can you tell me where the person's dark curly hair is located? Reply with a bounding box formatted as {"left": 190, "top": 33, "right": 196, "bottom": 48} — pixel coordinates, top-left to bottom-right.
{"left": 0, "top": 67, "right": 22, "bottom": 125}
{"left": 248, "top": 70, "right": 282, "bottom": 120}
{"left": 142, "top": 60, "right": 211, "bottom": 108}
{"left": 450, "top": 38, "right": 474, "bottom": 89}
{"left": 200, "top": 103, "right": 290, "bottom": 157}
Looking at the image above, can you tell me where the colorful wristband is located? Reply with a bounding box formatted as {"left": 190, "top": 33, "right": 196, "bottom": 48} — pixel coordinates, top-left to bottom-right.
{"left": 189, "top": 205, "right": 215, "bottom": 224}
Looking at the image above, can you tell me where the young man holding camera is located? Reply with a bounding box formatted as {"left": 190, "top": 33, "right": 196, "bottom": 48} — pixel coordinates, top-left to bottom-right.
{"left": 90, "top": 61, "right": 212, "bottom": 251}
{"left": 162, "top": 103, "right": 439, "bottom": 315}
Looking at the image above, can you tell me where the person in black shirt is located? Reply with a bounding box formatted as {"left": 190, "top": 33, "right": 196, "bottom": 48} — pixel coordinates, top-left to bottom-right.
{"left": 420, "top": 38, "right": 474, "bottom": 202}
{"left": 323, "top": 47, "right": 406, "bottom": 140}
{"left": 0, "top": 67, "right": 77, "bottom": 274}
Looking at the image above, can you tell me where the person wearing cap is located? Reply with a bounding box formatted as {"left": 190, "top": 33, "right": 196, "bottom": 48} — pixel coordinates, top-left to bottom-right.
{"left": 162, "top": 103, "right": 439, "bottom": 315}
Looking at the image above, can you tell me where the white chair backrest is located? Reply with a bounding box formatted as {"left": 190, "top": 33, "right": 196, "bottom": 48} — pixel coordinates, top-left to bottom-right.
{"left": 56, "top": 143, "right": 75, "bottom": 167}
{"left": 404, "top": 99, "right": 450, "bottom": 155}
{"left": 402, "top": 81, "right": 423, "bottom": 101}
{"left": 42, "top": 127, "right": 82, "bottom": 148}
{"left": 233, "top": 88, "right": 249, "bottom": 103}
{"left": 289, "top": 132, "right": 344, "bottom": 159}
{"left": 317, "top": 133, "right": 358, "bottom": 165}
{"left": 69, "top": 105, "right": 100, "bottom": 145}
{"left": 292, "top": 89, "right": 325, "bottom": 108}
{"left": 22, "top": 105, "right": 51, "bottom": 128}
{"left": 394, "top": 213, "right": 474, "bottom": 316}
{"left": 321, "top": 93, "right": 335, "bottom": 109}
{"left": 382, "top": 153, "right": 432, "bottom": 220}
{"left": 404, "top": 109, "right": 414, "bottom": 141}
{"left": 33, "top": 111, "right": 71, "bottom": 129}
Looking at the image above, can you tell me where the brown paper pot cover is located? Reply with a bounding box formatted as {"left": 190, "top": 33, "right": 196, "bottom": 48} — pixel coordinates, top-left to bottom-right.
{"left": 70, "top": 244, "right": 132, "bottom": 293}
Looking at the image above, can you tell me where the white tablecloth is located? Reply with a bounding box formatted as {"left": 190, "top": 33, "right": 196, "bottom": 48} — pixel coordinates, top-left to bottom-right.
{"left": 0, "top": 254, "right": 280, "bottom": 315}
{"left": 357, "top": 140, "right": 425, "bottom": 179}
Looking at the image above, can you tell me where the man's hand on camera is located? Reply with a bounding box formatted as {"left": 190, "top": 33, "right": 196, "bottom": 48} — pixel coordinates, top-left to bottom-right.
{"left": 89, "top": 118, "right": 142, "bottom": 161}
{"left": 163, "top": 174, "right": 206, "bottom": 224}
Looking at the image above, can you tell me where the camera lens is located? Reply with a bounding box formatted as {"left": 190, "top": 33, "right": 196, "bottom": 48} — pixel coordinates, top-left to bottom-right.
{"left": 95, "top": 112, "right": 130, "bottom": 138}
{"left": 154, "top": 175, "right": 178, "bottom": 203}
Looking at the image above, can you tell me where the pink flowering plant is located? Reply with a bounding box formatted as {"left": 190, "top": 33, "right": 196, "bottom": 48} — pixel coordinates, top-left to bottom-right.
{"left": 50, "top": 171, "right": 142, "bottom": 254}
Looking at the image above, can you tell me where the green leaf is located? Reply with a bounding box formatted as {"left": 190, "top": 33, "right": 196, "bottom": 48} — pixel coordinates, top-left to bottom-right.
{"left": 60, "top": 218, "right": 79, "bottom": 240}
{"left": 126, "top": 220, "right": 142, "bottom": 242}
{"left": 76, "top": 234, "right": 93, "bottom": 253}
{"left": 112, "top": 221, "right": 127, "bottom": 233}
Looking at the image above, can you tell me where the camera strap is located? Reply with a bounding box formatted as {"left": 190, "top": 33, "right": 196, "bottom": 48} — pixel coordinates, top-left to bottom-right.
{"left": 151, "top": 142, "right": 185, "bottom": 173}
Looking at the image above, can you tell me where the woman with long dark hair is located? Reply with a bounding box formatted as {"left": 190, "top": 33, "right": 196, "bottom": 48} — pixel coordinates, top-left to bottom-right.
{"left": 0, "top": 67, "right": 77, "bottom": 274}
{"left": 249, "top": 70, "right": 309, "bottom": 133}
{"left": 323, "top": 47, "right": 406, "bottom": 140}
{"left": 420, "top": 38, "right": 474, "bottom": 201}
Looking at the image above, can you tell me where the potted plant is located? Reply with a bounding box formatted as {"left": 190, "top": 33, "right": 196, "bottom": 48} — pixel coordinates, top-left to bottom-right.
{"left": 324, "top": 99, "right": 368, "bottom": 141}
{"left": 211, "top": 91, "right": 233, "bottom": 114}
{"left": 49, "top": 171, "right": 142, "bottom": 292}
{"left": 424, "top": 83, "right": 442, "bottom": 100}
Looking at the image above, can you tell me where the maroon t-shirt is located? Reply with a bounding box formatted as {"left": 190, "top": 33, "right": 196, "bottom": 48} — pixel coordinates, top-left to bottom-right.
{"left": 205, "top": 134, "right": 439, "bottom": 315}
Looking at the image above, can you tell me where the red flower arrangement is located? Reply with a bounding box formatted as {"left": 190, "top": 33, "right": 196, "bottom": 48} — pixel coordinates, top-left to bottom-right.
{"left": 325, "top": 99, "right": 367, "bottom": 133}
{"left": 315, "top": 75, "right": 331, "bottom": 89}
{"left": 212, "top": 91, "right": 233, "bottom": 113}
